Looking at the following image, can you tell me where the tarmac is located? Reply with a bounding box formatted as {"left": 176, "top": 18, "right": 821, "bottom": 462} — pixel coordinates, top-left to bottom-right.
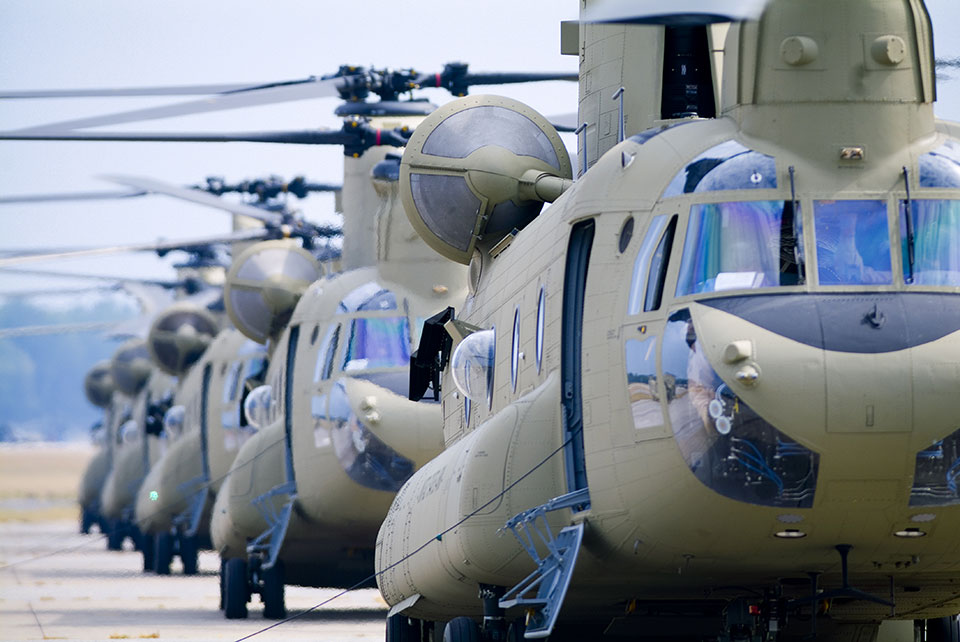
{"left": 0, "top": 519, "right": 388, "bottom": 641}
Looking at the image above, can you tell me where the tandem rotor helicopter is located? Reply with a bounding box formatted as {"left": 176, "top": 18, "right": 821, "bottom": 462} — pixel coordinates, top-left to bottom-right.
{"left": 4, "top": 0, "right": 960, "bottom": 640}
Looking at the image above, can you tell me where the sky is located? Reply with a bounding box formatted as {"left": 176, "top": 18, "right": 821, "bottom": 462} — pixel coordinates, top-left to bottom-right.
{"left": 0, "top": 0, "right": 581, "bottom": 298}
{"left": 0, "top": 0, "right": 958, "bottom": 299}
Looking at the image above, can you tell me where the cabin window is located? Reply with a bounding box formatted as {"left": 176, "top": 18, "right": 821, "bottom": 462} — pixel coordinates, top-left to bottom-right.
{"left": 535, "top": 287, "right": 545, "bottom": 373}
{"left": 663, "top": 140, "right": 777, "bottom": 198}
{"left": 618, "top": 216, "right": 634, "bottom": 253}
{"left": 464, "top": 396, "right": 472, "bottom": 428}
{"left": 645, "top": 216, "right": 678, "bottom": 310}
{"left": 814, "top": 200, "right": 892, "bottom": 285}
{"left": 341, "top": 317, "right": 411, "bottom": 371}
{"left": 627, "top": 215, "right": 668, "bottom": 314}
{"left": 222, "top": 362, "right": 243, "bottom": 404}
{"left": 624, "top": 336, "right": 661, "bottom": 430}
{"left": 899, "top": 199, "right": 960, "bottom": 286}
{"left": 511, "top": 307, "right": 521, "bottom": 392}
{"left": 676, "top": 201, "right": 798, "bottom": 296}
{"left": 910, "top": 425, "right": 960, "bottom": 506}
{"left": 314, "top": 324, "right": 341, "bottom": 382}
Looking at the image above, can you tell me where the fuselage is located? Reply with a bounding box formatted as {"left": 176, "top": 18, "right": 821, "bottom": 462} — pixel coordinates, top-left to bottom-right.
{"left": 376, "top": 112, "right": 960, "bottom": 622}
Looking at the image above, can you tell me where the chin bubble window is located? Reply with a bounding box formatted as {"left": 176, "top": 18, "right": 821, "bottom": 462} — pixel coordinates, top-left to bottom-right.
{"left": 662, "top": 309, "right": 819, "bottom": 508}
{"left": 451, "top": 328, "right": 496, "bottom": 409}
{"left": 327, "top": 381, "right": 414, "bottom": 492}
{"left": 911, "top": 426, "right": 960, "bottom": 506}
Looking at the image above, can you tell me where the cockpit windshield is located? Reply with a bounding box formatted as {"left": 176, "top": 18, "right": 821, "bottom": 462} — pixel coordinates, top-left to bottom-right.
{"left": 341, "top": 317, "right": 411, "bottom": 371}
{"left": 676, "top": 200, "right": 802, "bottom": 296}
{"left": 901, "top": 199, "right": 960, "bottom": 286}
{"left": 814, "top": 200, "right": 892, "bottom": 285}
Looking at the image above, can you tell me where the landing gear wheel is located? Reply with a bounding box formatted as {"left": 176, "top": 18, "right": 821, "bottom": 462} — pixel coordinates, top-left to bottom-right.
{"left": 443, "top": 617, "right": 480, "bottom": 642}
{"left": 506, "top": 618, "right": 526, "bottom": 642}
{"left": 928, "top": 616, "right": 960, "bottom": 642}
{"left": 180, "top": 534, "right": 199, "bottom": 575}
{"left": 106, "top": 520, "right": 124, "bottom": 551}
{"left": 224, "top": 558, "right": 249, "bottom": 620}
{"left": 80, "top": 507, "right": 94, "bottom": 534}
{"left": 154, "top": 532, "right": 173, "bottom": 575}
{"left": 140, "top": 531, "right": 155, "bottom": 573}
{"left": 218, "top": 558, "right": 226, "bottom": 611}
{"left": 261, "top": 561, "right": 286, "bottom": 620}
{"left": 386, "top": 613, "right": 420, "bottom": 642}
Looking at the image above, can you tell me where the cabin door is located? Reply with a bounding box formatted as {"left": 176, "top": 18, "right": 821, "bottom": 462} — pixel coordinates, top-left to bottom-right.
{"left": 283, "top": 326, "right": 300, "bottom": 484}
{"left": 561, "top": 219, "right": 595, "bottom": 499}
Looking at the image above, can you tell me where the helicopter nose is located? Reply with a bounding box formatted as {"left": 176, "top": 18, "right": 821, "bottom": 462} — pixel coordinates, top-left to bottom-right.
{"left": 694, "top": 291, "right": 960, "bottom": 440}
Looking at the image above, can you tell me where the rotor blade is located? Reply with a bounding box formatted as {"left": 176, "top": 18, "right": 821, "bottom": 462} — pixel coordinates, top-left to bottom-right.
{"left": 9, "top": 77, "right": 342, "bottom": 134}
{"left": 547, "top": 112, "right": 580, "bottom": 133}
{"left": 0, "top": 189, "right": 147, "bottom": 204}
{"left": 584, "top": 0, "right": 770, "bottom": 25}
{"left": 0, "top": 321, "right": 125, "bottom": 339}
{"left": 0, "top": 228, "right": 275, "bottom": 267}
{"left": 99, "top": 174, "right": 284, "bottom": 226}
{"left": 0, "top": 78, "right": 323, "bottom": 99}
{"left": 0, "top": 266, "right": 181, "bottom": 287}
{"left": 936, "top": 58, "right": 960, "bottom": 69}
{"left": 0, "top": 128, "right": 353, "bottom": 145}
{"left": 463, "top": 71, "right": 578, "bottom": 85}
{"left": 0, "top": 285, "right": 121, "bottom": 298}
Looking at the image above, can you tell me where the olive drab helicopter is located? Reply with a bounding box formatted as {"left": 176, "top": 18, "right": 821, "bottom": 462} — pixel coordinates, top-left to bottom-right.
{"left": 0, "top": 175, "right": 337, "bottom": 570}
{"left": 369, "top": 0, "right": 960, "bottom": 641}
{"left": 0, "top": 62, "right": 578, "bottom": 619}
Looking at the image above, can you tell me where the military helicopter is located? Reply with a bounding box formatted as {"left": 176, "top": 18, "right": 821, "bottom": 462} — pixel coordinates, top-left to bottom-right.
{"left": 0, "top": 61, "right": 579, "bottom": 621}
{"left": 364, "top": 1, "right": 960, "bottom": 641}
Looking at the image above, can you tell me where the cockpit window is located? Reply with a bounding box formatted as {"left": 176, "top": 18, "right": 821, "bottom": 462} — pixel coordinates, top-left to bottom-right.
{"left": 337, "top": 281, "right": 398, "bottom": 313}
{"left": 314, "top": 324, "right": 341, "bottom": 382}
{"left": 341, "top": 317, "right": 411, "bottom": 371}
{"left": 676, "top": 200, "right": 802, "bottom": 296}
{"left": 918, "top": 140, "right": 960, "bottom": 188}
{"left": 663, "top": 141, "right": 777, "bottom": 199}
{"left": 627, "top": 215, "right": 668, "bottom": 315}
{"left": 814, "top": 200, "right": 892, "bottom": 285}
{"left": 900, "top": 199, "right": 960, "bottom": 286}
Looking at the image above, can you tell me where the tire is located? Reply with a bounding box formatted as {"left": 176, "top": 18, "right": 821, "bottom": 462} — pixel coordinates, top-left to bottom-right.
{"left": 154, "top": 533, "right": 173, "bottom": 575}
{"left": 443, "top": 617, "right": 480, "bottom": 642}
{"left": 261, "top": 561, "right": 286, "bottom": 620}
{"left": 506, "top": 618, "right": 526, "bottom": 642}
{"left": 80, "top": 507, "right": 94, "bottom": 534}
{"left": 928, "top": 616, "right": 960, "bottom": 642}
{"left": 106, "top": 521, "right": 124, "bottom": 551}
{"left": 386, "top": 613, "right": 420, "bottom": 642}
{"left": 140, "top": 531, "right": 155, "bottom": 573}
{"left": 179, "top": 534, "right": 199, "bottom": 575}
{"left": 224, "top": 558, "right": 249, "bottom": 620}
{"left": 219, "top": 558, "right": 226, "bottom": 611}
